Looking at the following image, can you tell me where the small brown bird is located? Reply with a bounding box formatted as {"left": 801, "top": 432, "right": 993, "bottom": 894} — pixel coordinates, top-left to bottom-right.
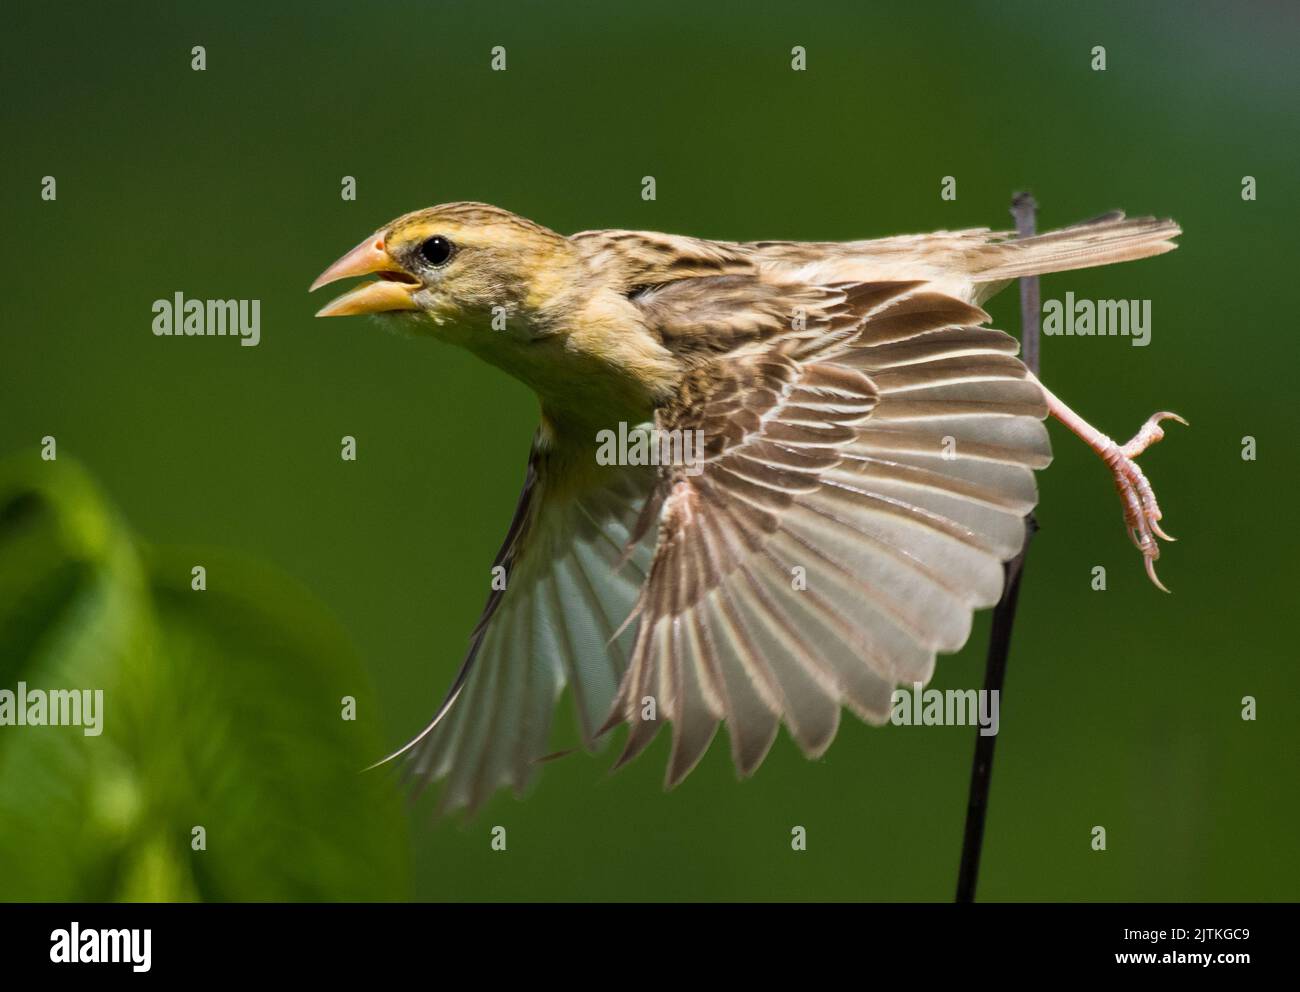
{"left": 311, "top": 203, "right": 1182, "bottom": 815}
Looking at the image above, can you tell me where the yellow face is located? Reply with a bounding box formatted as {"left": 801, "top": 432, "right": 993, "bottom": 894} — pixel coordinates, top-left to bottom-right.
{"left": 310, "top": 202, "right": 578, "bottom": 338}
{"left": 310, "top": 202, "right": 677, "bottom": 430}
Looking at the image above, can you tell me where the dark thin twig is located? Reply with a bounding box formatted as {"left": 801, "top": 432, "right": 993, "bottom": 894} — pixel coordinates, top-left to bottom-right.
{"left": 955, "top": 193, "right": 1041, "bottom": 903}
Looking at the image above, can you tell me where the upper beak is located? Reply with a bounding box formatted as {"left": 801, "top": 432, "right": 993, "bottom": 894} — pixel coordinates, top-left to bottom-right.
{"left": 310, "top": 235, "right": 421, "bottom": 317}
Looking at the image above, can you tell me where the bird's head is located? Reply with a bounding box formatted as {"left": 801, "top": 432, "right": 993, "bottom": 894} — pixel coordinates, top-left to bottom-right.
{"left": 310, "top": 201, "right": 681, "bottom": 431}
{"left": 310, "top": 202, "right": 584, "bottom": 342}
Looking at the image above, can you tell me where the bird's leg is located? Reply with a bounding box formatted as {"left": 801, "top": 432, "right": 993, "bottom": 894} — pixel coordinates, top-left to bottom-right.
{"left": 1031, "top": 375, "right": 1186, "bottom": 592}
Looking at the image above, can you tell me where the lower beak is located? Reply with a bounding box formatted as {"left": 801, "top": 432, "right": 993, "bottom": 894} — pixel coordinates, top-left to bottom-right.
{"left": 310, "top": 235, "right": 421, "bottom": 317}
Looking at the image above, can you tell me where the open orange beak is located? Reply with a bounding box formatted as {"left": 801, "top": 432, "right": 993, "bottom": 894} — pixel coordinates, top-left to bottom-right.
{"left": 310, "top": 235, "right": 421, "bottom": 317}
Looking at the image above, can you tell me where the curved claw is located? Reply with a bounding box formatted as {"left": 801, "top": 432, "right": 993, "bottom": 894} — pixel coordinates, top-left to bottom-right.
{"left": 1122, "top": 412, "right": 1187, "bottom": 459}
{"left": 1151, "top": 520, "right": 1177, "bottom": 542}
{"left": 1144, "top": 555, "right": 1171, "bottom": 594}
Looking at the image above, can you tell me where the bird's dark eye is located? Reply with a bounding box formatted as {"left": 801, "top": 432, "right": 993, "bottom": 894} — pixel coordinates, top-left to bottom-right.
{"left": 418, "top": 235, "right": 454, "bottom": 267}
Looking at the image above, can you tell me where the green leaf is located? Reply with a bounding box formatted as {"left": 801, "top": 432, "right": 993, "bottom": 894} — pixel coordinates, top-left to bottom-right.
{"left": 0, "top": 455, "right": 409, "bottom": 900}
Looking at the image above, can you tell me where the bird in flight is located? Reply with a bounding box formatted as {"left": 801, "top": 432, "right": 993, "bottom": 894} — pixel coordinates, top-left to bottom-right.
{"left": 311, "top": 203, "right": 1182, "bottom": 815}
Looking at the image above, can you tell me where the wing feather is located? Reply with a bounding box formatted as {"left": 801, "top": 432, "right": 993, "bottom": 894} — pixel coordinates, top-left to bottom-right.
{"left": 606, "top": 281, "right": 1051, "bottom": 780}
{"left": 389, "top": 438, "right": 656, "bottom": 816}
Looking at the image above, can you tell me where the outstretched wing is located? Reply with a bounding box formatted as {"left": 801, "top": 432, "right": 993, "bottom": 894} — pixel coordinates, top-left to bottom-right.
{"left": 605, "top": 280, "right": 1052, "bottom": 785}
{"left": 391, "top": 435, "right": 657, "bottom": 816}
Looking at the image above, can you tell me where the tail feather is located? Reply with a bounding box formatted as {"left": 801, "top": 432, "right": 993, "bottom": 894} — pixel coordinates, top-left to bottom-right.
{"left": 966, "top": 213, "right": 1181, "bottom": 283}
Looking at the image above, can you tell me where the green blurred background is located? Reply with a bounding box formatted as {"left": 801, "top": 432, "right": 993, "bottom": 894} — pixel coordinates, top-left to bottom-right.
{"left": 1, "top": 0, "right": 1296, "bottom": 901}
